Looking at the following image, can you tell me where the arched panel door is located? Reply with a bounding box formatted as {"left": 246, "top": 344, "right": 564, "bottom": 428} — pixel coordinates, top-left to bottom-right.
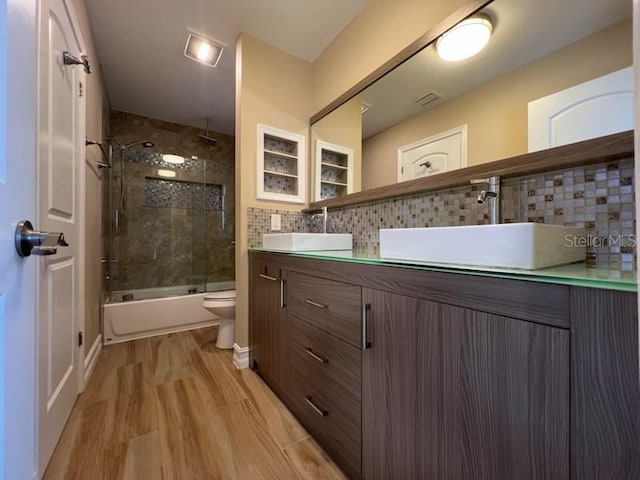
{"left": 528, "top": 67, "right": 633, "bottom": 152}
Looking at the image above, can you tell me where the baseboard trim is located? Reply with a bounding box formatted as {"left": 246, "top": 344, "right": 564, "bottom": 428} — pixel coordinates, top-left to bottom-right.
{"left": 83, "top": 334, "right": 102, "bottom": 386}
{"left": 232, "top": 343, "right": 250, "bottom": 369}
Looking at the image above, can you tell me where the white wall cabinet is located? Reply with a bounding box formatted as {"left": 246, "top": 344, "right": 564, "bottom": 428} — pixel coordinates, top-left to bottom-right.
{"left": 314, "top": 140, "right": 354, "bottom": 201}
{"left": 257, "top": 124, "right": 306, "bottom": 204}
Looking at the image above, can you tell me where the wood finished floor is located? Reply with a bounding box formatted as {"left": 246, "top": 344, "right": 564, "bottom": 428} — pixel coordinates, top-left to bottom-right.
{"left": 44, "top": 327, "right": 346, "bottom": 480}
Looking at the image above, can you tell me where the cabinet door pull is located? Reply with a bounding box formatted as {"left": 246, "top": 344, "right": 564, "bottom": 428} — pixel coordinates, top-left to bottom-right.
{"left": 362, "top": 303, "right": 372, "bottom": 350}
{"left": 259, "top": 273, "right": 278, "bottom": 282}
{"left": 305, "top": 347, "right": 328, "bottom": 364}
{"left": 304, "top": 395, "right": 328, "bottom": 416}
{"left": 280, "top": 279, "right": 286, "bottom": 309}
{"left": 305, "top": 299, "right": 328, "bottom": 309}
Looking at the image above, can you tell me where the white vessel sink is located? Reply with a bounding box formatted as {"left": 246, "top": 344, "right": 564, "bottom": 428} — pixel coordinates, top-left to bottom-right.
{"left": 262, "top": 233, "right": 352, "bottom": 251}
{"left": 379, "top": 223, "right": 586, "bottom": 270}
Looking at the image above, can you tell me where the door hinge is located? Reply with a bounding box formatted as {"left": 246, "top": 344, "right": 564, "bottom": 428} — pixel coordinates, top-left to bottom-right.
{"left": 79, "top": 81, "right": 84, "bottom": 97}
{"left": 78, "top": 331, "right": 83, "bottom": 346}
{"left": 401, "top": 166, "right": 404, "bottom": 174}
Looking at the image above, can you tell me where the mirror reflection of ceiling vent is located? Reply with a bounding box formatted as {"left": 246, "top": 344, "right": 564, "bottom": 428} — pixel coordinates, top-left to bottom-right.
{"left": 414, "top": 91, "right": 442, "bottom": 108}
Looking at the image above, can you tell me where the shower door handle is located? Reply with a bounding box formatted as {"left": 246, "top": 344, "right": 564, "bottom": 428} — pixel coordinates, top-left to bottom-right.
{"left": 15, "top": 220, "right": 69, "bottom": 257}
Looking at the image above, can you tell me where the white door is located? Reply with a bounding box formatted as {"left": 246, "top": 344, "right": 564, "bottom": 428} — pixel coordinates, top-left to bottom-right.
{"left": 37, "top": 0, "right": 86, "bottom": 473}
{"left": 397, "top": 125, "right": 467, "bottom": 182}
{"left": 0, "top": 1, "right": 39, "bottom": 479}
{"left": 528, "top": 67, "right": 634, "bottom": 152}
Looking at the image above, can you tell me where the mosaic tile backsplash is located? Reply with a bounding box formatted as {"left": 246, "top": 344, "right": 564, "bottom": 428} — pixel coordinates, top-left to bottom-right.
{"left": 247, "top": 208, "right": 311, "bottom": 249}
{"left": 248, "top": 157, "right": 635, "bottom": 271}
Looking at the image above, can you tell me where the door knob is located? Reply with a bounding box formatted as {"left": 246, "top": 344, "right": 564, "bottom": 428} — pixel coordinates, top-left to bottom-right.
{"left": 62, "top": 51, "right": 92, "bottom": 74}
{"left": 15, "top": 220, "right": 69, "bottom": 257}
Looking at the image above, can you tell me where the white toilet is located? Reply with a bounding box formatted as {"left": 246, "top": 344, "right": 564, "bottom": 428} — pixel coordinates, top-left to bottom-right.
{"left": 202, "top": 290, "right": 236, "bottom": 349}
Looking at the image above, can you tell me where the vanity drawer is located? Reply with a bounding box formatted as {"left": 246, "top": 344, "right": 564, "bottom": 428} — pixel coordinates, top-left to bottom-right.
{"left": 289, "top": 353, "right": 361, "bottom": 478}
{"left": 290, "top": 316, "right": 361, "bottom": 399}
{"left": 287, "top": 271, "right": 362, "bottom": 347}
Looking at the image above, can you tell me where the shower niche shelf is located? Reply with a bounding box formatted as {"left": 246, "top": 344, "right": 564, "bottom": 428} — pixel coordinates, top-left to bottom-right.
{"left": 314, "top": 140, "right": 354, "bottom": 201}
{"left": 257, "top": 124, "right": 306, "bottom": 204}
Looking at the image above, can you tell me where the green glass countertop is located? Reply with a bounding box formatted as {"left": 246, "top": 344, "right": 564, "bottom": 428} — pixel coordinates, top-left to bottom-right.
{"left": 249, "top": 248, "right": 637, "bottom": 292}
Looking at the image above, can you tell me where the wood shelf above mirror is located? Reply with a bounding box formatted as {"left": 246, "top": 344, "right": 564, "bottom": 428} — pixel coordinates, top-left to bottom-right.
{"left": 304, "top": 130, "right": 634, "bottom": 212}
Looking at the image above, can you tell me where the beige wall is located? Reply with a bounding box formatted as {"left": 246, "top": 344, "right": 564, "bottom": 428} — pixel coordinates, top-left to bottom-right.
{"left": 71, "top": 0, "right": 105, "bottom": 357}
{"left": 311, "top": 95, "right": 363, "bottom": 197}
{"left": 312, "top": 0, "right": 467, "bottom": 112}
{"left": 235, "top": 34, "right": 313, "bottom": 347}
{"left": 362, "top": 20, "right": 632, "bottom": 190}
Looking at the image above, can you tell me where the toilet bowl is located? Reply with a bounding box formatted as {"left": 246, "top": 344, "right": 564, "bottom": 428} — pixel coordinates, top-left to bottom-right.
{"left": 202, "top": 290, "right": 236, "bottom": 349}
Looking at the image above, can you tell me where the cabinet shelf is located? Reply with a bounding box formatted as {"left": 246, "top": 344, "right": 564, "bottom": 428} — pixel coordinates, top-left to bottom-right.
{"left": 264, "top": 170, "right": 299, "bottom": 179}
{"left": 321, "top": 162, "right": 349, "bottom": 171}
{"left": 264, "top": 148, "right": 299, "bottom": 160}
{"left": 321, "top": 179, "right": 348, "bottom": 187}
{"left": 315, "top": 140, "right": 354, "bottom": 202}
{"left": 258, "top": 125, "right": 306, "bottom": 203}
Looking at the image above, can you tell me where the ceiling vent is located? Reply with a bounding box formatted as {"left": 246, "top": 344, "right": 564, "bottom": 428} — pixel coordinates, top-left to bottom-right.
{"left": 184, "top": 31, "right": 225, "bottom": 68}
{"left": 414, "top": 91, "right": 443, "bottom": 108}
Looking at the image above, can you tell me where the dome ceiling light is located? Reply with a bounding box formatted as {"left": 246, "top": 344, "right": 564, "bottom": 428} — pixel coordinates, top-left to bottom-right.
{"left": 436, "top": 13, "right": 493, "bottom": 62}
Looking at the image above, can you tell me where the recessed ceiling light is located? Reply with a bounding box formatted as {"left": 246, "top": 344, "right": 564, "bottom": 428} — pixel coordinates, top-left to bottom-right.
{"left": 157, "top": 169, "right": 176, "bottom": 178}
{"left": 436, "top": 14, "right": 493, "bottom": 62}
{"left": 162, "top": 154, "right": 185, "bottom": 165}
{"left": 184, "top": 32, "right": 224, "bottom": 68}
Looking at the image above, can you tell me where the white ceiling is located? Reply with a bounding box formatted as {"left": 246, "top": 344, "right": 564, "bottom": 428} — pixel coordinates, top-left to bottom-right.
{"left": 85, "top": 0, "right": 370, "bottom": 135}
{"left": 360, "top": 0, "right": 632, "bottom": 139}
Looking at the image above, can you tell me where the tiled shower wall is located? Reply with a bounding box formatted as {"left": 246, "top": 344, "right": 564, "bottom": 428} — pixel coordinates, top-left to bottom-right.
{"left": 107, "top": 111, "right": 235, "bottom": 292}
{"left": 248, "top": 157, "right": 635, "bottom": 270}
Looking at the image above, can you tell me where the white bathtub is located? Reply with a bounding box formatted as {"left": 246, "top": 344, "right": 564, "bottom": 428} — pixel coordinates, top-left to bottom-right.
{"left": 103, "top": 281, "right": 234, "bottom": 344}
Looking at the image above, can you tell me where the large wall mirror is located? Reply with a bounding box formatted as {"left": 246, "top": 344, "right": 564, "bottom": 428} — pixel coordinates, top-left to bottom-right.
{"left": 310, "top": 0, "right": 632, "bottom": 204}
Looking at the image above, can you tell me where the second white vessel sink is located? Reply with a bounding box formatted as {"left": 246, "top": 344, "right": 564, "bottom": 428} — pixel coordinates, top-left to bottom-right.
{"left": 379, "top": 223, "right": 586, "bottom": 270}
{"left": 262, "top": 233, "right": 353, "bottom": 251}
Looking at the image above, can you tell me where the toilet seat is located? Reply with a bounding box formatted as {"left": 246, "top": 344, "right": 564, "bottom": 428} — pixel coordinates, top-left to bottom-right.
{"left": 204, "top": 289, "right": 236, "bottom": 301}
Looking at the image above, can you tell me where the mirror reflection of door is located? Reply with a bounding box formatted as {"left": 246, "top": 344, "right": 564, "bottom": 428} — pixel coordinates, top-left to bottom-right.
{"left": 397, "top": 125, "right": 467, "bottom": 182}
{"left": 528, "top": 67, "right": 633, "bottom": 152}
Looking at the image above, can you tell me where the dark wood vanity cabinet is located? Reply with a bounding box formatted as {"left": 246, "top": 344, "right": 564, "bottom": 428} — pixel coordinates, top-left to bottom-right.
{"left": 248, "top": 252, "right": 640, "bottom": 480}
{"left": 287, "top": 271, "right": 363, "bottom": 478}
{"left": 249, "top": 259, "right": 289, "bottom": 398}
{"left": 363, "top": 288, "right": 569, "bottom": 479}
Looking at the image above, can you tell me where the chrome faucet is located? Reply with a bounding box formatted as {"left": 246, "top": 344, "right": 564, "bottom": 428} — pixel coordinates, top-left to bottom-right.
{"left": 470, "top": 176, "right": 501, "bottom": 224}
{"left": 311, "top": 206, "right": 329, "bottom": 233}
